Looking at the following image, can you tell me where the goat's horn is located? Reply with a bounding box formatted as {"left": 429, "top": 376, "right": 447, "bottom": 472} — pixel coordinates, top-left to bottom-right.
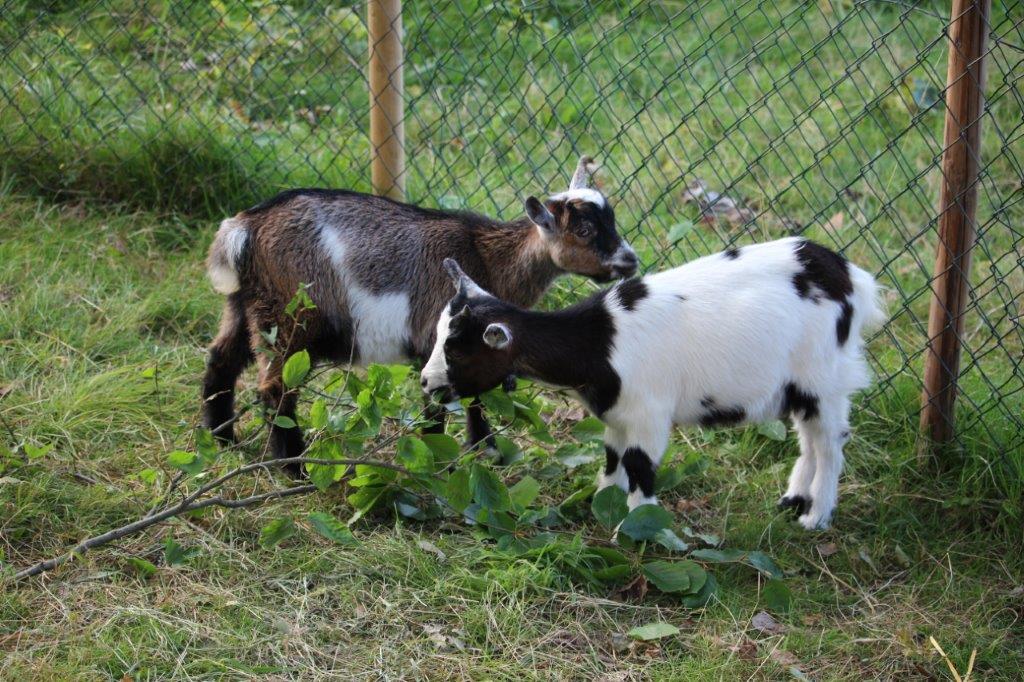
{"left": 568, "top": 155, "right": 597, "bottom": 190}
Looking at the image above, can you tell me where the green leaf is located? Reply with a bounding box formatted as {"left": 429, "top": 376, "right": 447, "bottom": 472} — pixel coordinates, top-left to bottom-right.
{"left": 509, "top": 476, "right": 541, "bottom": 508}
{"left": 163, "top": 536, "right": 198, "bottom": 566}
{"left": 470, "top": 463, "right": 511, "bottom": 512}
{"left": 167, "top": 449, "right": 204, "bottom": 476}
{"left": 305, "top": 440, "right": 344, "bottom": 492}
{"left": 260, "top": 517, "right": 296, "bottom": 548}
{"left": 137, "top": 468, "right": 158, "bottom": 485}
{"left": 647, "top": 560, "right": 706, "bottom": 595}
{"left": 195, "top": 428, "right": 217, "bottom": 460}
{"left": 643, "top": 560, "right": 692, "bottom": 593}
{"left": 690, "top": 548, "right": 783, "bottom": 579}
{"left": 628, "top": 622, "right": 681, "bottom": 641}
{"left": 559, "top": 484, "right": 596, "bottom": 511}
{"left": 307, "top": 512, "right": 358, "bottom": 546}
{"left": 397, "top": 436, "right": 434, "bottom": 474}
{"left": 481, "top": 508, "right": 517, "bottom": 537}
{"left": 746, "top": 551, "right": 783, "bottom": 579}
{"left": 757, "top": 420, "right": 788, "bottom": 441}
{"left": 282, "top": 350, "right": 311, "bottom": 389}
{"left": 421, "top": 433, "right": 461, "bottom": 462}
{"left": 591, "top": 486, "right": 629, "bottom": 529}
{"left": 619, "top": 504, "right": 673, "bottom": 541}
{"left": 496, "top": 436, "right": 525, "bottom": 465}
{"left": 681, "top": 572, "right": 718, "bottom": 608}
{"left": 762, "top": 578, "right": 792, "bottom": 612}
{"left": 446, "top": 468, "right": 472, "bottom": 513}
{"left": 273, "top": 415, "right": 297, "bottom": 429}
{"left": 571, "top": 416, "right": 605, "bottom": 441}
{"left": 654, "top": 528, "right": 690, "bottom": 553}
{"left": 654, "top": 462, "right": 687, "bottom": 493}
{"left": 666, "top": 220, "right": 695, "bottom": 244}
{"left": 309, "top": 398, "right": 328, "bottom": 429}
{"left": 690, "top": 548, "right": 746, "bottom": 563}
{"left": 556, "top": 444, "right": 598, "bottom": 469}
{"left": 479, "top": 388, "right": 515, "bottom": 419}
{"left": 593, "top": 564, "right": 633, "bottom": 582}
{"left": 24, "top": 443, "right": 53, "bottom": 460}
{"left": 126, "top": 557, "right": 157, "bottom": 577}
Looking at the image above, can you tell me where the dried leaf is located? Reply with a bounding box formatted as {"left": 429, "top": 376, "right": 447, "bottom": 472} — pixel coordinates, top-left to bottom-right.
{"left": 751, "top": 610, "right": 786, "bottom": 635}
{"left": 769, "top": 648, "right": 801, "bottom": 666}
{"left": 816, "top": 542, "right": 839, "bottom": 557}
{"left": 681, "top": 179, "right": 755, "bottom": 226}
{"left": 417, "top": 539, "right": 447, "bottom": 561}
{"left": 734, "top": 637, "right": 760, "bottom": 660}
{"left": 824, "top": 211, "right": 845, "bottom": 234}
{"left": 617, "top": 573, "right": 648, "bottom": 602}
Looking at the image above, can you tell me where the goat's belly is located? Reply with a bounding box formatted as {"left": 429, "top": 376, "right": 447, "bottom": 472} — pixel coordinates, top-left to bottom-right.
{"left": 349, "top": 290, "right": 413, "bottom": 365}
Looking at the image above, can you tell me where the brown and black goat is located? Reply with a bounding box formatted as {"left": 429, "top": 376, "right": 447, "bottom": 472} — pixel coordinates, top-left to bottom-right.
{"left": 201, "top": 156, "right": 637, "bottom": 470}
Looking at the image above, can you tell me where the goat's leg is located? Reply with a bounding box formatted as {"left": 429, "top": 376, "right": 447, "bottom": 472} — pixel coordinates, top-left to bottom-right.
{"left": 256, "top": 353, "right": 305, "bottom": 476}
{"left": 798, "top": 397, "right": 850, "bottom": 530}
{"left": 465, "top": 399, "right": 497, "bottom": 453}
{"left": 778, "top": 417, "right": 817, "bottom": 517}
{"left": 202, "top": 294, "right": 254, "bottom": 443}
{"left": 619, "top": 419, "right": 672, "bottom": 510}
{"left": 597, "top": 425, "right": 629, "bottom": 493}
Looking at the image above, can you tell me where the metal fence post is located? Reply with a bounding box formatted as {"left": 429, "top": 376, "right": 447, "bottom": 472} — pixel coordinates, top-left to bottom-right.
{"left": 919, "top": 0, "right": 991, "bottom": 449}
{"left": 368, "top": 0, "right": 405, "bottom": 200}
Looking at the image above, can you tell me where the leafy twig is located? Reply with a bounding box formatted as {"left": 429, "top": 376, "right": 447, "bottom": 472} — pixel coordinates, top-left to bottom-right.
{"left": 8, "top": 455, "right": 433, "bottom": 583}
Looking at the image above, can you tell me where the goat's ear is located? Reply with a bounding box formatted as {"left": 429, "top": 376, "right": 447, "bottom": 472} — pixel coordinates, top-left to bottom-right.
{"left": 482, "top": 322, "right": 512, "bottom": 350}
{"left": 443, "top": 258, "right": 466, "bottom": 288}
{"left": 525, "top": 196, "right": 556, "bottom": 233}
{"left": 443, "top": 258, "right": 487, "bottom": 297}
{"left": 450, "top": 304, "right": 472, "bottom": 334}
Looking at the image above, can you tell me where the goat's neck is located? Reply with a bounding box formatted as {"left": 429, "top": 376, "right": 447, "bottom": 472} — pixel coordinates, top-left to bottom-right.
{"left": 509, "top": 297, "right": 612, "bottom": 398}
{"left": 475, "top": 218, "right": 561, "bottom": 306}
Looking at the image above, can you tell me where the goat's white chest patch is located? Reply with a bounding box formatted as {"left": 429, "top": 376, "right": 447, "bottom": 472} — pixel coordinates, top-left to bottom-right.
{"left": 320, "top": 227, "right": 411, "bottom": 364}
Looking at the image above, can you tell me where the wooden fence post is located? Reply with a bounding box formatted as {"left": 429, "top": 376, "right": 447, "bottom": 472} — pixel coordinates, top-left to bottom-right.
{"left": 368, "top": 0, "right": 405, "bottom": 200}
{"left": 920, "top": 0, "right": 991, "bottom": 449}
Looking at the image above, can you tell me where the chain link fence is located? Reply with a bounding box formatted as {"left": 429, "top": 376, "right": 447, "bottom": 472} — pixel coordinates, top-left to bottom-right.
{"left": 1, "top": 1, "right": 1021, "bottom": 485}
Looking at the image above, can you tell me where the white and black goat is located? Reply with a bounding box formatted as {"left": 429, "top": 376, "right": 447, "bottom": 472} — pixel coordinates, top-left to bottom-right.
{"left": 422, "top": 238, "right": 885, "bottom": 529}
{"left": 202, "top": 156, "right": 637, "bottom": 469}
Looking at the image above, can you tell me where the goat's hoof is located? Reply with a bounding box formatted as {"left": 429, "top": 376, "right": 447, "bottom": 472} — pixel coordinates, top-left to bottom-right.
{"left": 798, "top": 511, "right": 831, "bottom": 531}
{"left": 277, "top": 459, "right": 305, "bottom": 480}
{"left": 778, "top": 495, "right": 812, "bottom": 517}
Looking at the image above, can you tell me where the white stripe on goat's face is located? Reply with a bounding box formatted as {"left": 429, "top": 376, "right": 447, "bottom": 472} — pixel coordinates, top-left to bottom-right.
{"left": 549, "top": 188, "right": 607, "bottom": 207}
{"left": 320, "top": 227, "right": 412, "bottom": 364}
{"left": 421, "top": 303, "right": 453, "bottom": 396}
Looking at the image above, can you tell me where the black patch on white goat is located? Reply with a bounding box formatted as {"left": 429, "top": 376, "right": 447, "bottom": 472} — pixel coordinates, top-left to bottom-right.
{"left": 604, "top": 445, "right": 620, "bottom": 476}
{"left": 778, "top": 495, "right": 812, "bottom": 516}
{"left": 782, "top": 382, "right": 819, "bottom": 420}
{"left": 792, "top": 239, "right": 853, "bottom": 302}
{"left": 616, "top": 277, "right": 648, "bottom": 311}
{"left": 622, "top": 446, "right": 656, "bottom": 497}
{"left": 836, "top": 299, "right": 854, "bottom": 346}
{"left": 698, "top": 397, "right": 746, "bottom": 427}
{"left": 724, "top": 247, "right": 741, "bottom": 259}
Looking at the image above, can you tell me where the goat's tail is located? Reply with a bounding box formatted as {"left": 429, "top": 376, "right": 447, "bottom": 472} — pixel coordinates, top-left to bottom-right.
{"left": 849, "top": 264, "right": 887, "bottom": 338}
{"left": 207, "top": 216, "right": 250, "bottom": 294}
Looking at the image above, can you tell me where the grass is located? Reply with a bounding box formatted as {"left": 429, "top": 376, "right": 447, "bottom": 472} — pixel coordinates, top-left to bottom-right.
{"left": 1, "top": 1, "right": 1023, "bottom": 679}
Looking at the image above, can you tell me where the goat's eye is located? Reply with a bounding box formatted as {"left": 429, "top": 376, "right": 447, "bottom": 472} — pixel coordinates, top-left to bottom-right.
{"left": 576, "top": 224, "right": 593, "bottom": 238}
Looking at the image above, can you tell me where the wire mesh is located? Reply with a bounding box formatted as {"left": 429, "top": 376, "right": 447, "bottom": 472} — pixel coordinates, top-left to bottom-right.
{"left": 1, "top": 1, "right": 1020, "bottom": 473}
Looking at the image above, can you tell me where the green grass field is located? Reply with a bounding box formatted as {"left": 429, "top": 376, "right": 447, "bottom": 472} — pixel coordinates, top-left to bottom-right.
{"left": 2, "top": 2, "right": 1022, "bottom": 679}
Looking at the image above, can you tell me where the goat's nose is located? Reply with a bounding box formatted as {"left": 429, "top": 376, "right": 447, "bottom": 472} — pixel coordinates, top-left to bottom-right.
{"left": 420, "top": 376, "right": 428, "bottom": 389}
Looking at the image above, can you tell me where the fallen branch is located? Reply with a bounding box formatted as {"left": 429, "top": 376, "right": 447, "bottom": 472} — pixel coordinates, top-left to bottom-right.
{"left": 9, "top": 455, "right": 433, "bottom": 583}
